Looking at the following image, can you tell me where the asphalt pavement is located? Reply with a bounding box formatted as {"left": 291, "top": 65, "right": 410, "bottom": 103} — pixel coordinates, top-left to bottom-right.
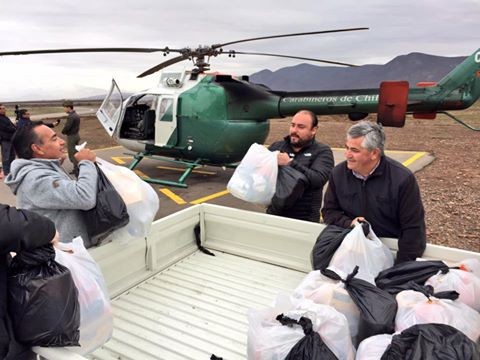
{"left": 0, "top": 145, "right": 434, "bottom": 220}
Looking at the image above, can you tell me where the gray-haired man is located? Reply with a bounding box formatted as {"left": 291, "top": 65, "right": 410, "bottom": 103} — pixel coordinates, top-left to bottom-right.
{"left": 321, "top": 121, "right": 426, "bottom": 263}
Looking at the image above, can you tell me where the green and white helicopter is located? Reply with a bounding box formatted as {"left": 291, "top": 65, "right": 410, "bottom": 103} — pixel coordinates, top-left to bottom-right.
{"left": 2, "top": 29, "right": 479, "bottom": 187}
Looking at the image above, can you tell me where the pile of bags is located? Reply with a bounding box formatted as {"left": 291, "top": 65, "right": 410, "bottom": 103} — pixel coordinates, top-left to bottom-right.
{"left": 247, "top": 221, "right": 480, "bottom": 359}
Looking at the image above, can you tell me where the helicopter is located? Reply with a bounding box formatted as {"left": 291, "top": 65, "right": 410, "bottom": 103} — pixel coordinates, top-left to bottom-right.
{"left": 1, "top": 29, "right": 479, "bottom": 187}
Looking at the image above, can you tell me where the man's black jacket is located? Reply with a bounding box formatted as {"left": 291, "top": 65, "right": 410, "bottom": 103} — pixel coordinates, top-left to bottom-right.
{"left": 322, "top": 156, "right": 426, "bottom": 263}
{"left": 0, "top": 205, "right": 55, "bottom": 359}
{"left": 268, "top": 137, "right": 334, "bottom": 222}
{"left": 0, "top": 115, "right": 16, "bottom": 142}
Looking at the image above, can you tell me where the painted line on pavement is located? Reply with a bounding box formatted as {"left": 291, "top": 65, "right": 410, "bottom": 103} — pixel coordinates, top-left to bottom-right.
{"left": 111, "top": 156, "right": 131, "bottom": 165}
{"left": 190, "top": 189, "right": 230, "bottom": 205}
{"left": 402, "top": 151, "right": 427, "bottom": 167}
{"left": 159, "top": 188, "right": 187, "bottom": 205}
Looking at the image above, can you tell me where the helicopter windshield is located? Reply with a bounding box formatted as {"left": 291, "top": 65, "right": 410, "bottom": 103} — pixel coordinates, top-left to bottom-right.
{"left": 97, "top": 79, "right": 123, "bottom": 136}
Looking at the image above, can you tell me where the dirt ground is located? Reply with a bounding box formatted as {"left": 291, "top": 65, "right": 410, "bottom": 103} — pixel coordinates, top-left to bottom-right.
{"left": 75, "top": 110, "right": 480, "bottom": 253}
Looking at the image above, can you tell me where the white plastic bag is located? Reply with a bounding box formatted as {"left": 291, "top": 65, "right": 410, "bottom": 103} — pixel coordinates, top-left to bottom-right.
{"left": 395, "top": 289, "right": 480, "bottom": 342}
{"left": 97, "top": 158, "right": 159, "bottom": 241}
{"left": 356, "top": 334, "right": 393, "bottom": 360}
{"left": 54, "top": 237, "right": 113, "bottom": 355}
{"left": 247, "top": 295, "right": 355, "bottom": 360}
{"left": 329, "top": 223, "right": 394, "bottom": 284}
{"left": 227, "top": 143, "right": 278, "bottom": 205}
{"left": 292, "top": 270, "right": 360, "bottom": 340}
{"left": 425, "top": 262, "right": 480, "bottom": 312}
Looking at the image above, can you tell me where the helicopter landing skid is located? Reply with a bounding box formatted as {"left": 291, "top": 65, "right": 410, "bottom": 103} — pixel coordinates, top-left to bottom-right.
{"left": 127, "top": 152, "right": 202, "bottom": 188}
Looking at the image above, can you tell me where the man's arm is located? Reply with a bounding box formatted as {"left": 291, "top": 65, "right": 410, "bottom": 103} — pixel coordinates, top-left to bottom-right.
{"left": 0, "top": 118, "right": 16, "bottom": 135}
{"left": 395, "top": 174, "right": 427, "bottom": 263}
{"left": 0, "top": 204, "right": 56, "bottom": 254}
{"left": 290, "top": 145, "right": 334, "bottom": 189}
{"left": 321, "top": 172, "right": 354, "bottom": 228}
{"left": 61, "top": 115, "right": 74, "bottom": 135}
{"left": 20, "top": 161, "right": 98, "bottom": 211}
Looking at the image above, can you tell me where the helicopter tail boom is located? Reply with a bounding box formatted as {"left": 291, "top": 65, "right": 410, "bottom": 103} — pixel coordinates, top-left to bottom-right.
{"left": 275, "top": 49, "right": 480, "bottom": 127}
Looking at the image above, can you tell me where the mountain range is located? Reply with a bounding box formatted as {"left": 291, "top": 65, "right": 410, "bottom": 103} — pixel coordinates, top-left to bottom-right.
{"left": 249, "top": 52, "right": 467, "bottom": 91}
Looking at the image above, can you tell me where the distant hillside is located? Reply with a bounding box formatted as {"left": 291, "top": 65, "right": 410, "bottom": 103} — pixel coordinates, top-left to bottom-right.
{"left": 249, "top": 53, "right": 466, "bottom": 91}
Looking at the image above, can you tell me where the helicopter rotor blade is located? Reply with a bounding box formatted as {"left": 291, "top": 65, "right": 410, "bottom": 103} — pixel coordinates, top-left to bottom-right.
{"left": 0, "top": 47, "right": 182, "bottom": 56}
{"left": 226, "top": 51, "right": 359, "bottom": 67}
{"left": 137, "top": 54, "right": 189, "bottom": 78}
{"left": 213, "top": 27, "right": 369, "bottom": 49}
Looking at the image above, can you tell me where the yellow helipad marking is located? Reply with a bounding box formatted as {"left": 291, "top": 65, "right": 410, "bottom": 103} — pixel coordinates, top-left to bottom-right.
{"left": 190, "top": 189, "right": 230, "bottom": 205}
{"left": 110, "top": 156, "right": 132, "bottom": 165}
{"left": 156, "top": 165, "right": 216, "bottom": 175}
{"left": 332, "top": 148, "right": 427, "bottom": 167}
{"left": 402, "top": 151, "right": 427, "bottom": 167}
{"left": 159, "top": 188, "right": 187, "bottom": 205}
{"left": 133, "top": 169, "right": 148, "bottom": 178}
{"left": 96, "top": 145, "right": 123, "bottom": 151}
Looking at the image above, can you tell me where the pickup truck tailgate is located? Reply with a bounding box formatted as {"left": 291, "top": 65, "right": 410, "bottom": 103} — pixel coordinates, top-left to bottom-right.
{"left": 90, "top": 250, "right": 306, "bottom": 360}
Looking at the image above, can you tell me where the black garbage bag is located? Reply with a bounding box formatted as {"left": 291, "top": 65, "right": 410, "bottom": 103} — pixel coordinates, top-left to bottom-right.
{"left": 311, "top": 225, "right": 351, "bottom": 270}
{"left": 8, "top": 244, "right": 80, "bottom": 347}
{"left": 375, "top": 260, "right": 451, "bottom": 295}
{"left": 269, "top": 166, "right": 308, "bottom": 213}
{"left": 83, "top": 164, "right": 129, "bottom": 244}
{"left": 276, "top": 314, "right": 338, "bottom": 360}
{"left": 407, "top": 282, "right": 460, "bottom": 301}
{"left": 322, "top": 266, "right": 397, "bottom": 344}
{"left": 381, "top": 323, "right": 480, "bottom": 360}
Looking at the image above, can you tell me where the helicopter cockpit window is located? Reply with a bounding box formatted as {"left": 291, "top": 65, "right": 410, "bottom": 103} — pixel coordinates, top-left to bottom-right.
{"left": 158, "top": 98, "right": 173, "bottom": 122}
{"left": 120, "top": 94, "right": 160, "bottom": 141}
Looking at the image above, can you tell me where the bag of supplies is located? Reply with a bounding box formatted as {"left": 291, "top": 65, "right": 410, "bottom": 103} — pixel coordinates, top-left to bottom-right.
{"left": 247, "top": 295, "right": 355, "bottom": 360}
{"left": 329, "top": 222, "right": 393, "bottom": 284}
{"left": 8, "top": 244, "right": 80, "bottom": 347}
{"left": 55, "top": 237, "right": 113, "bottom": 355}
{"left": 83, "top": 164, "right": 130, "bottom": 243}
{"left": 227, "top": 143, "right": 278, "bottom": 205}
{"left": 97, "top": 158, "right": 159, "bottom": 242}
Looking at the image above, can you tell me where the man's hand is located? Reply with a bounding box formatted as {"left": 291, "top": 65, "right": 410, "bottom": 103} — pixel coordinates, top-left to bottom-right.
{"left": 350, "top": 216, "right": 366, "bottom": 227}
{"left": 74, "top": 148, "right": 96, "bottom": 163}
{"left": 50, "top": 231, "right": 60, "bottom": 247}
{"left": 277, "top": 152, "right": 292, "bottom": 166}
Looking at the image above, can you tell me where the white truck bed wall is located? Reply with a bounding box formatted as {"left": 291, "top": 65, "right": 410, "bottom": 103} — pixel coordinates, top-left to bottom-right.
{"left": 33, "top": 204, "right": 480, "bottom": 359}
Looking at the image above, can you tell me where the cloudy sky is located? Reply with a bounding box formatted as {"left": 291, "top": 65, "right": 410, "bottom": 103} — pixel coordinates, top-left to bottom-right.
{"left": 0, "top": 0, "right": 478, "bottom": 101}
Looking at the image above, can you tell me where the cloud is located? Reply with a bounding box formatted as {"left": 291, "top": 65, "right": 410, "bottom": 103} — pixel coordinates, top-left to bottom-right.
{"left": 0, "top": 0, "right": 478, "bottom": 101}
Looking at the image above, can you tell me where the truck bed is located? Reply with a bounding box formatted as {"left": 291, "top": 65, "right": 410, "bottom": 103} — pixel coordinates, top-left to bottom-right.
{"left": 91, "top": 251, "right": 305, "bottom": 360}
{"left": 32, "top": 204, "right": 480, "bottom": 360}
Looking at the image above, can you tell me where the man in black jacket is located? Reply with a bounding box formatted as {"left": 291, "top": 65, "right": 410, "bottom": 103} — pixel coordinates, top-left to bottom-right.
{"left": 267, "top": 110, "right": 334, "bottom": 222}
{"left": 0, "top": 204, "right": 58, "bottom": 359}
{"left": 0, "top": 104, "right": 16, "bottom": 177}
{"left": 322, "top": 121, "right": 426, "bottom": 263}
{"left": 61, "top": 100, "right": 81, "bottom": 176}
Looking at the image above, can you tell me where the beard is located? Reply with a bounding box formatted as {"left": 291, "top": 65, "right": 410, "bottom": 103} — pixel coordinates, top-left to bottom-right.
{"left": 289, "top": 134, "right": 312, "bottom": 148}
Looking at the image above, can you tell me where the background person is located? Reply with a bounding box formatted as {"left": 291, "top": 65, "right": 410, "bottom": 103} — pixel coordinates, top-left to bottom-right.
{"left": 321, "top": 120, "right": 426, "bottom": 263}
{"left": 0, "top": 104, "right": 17, "bottom": 178}
{"left": 267, "top": 109, "right": 334, "bottom": 222}
{"left": 16, "top": 109, "right": 59, "bottom": 130}
{"left": 5, "top": 123, "right": 99, "bottom": 248}
{"left": 61, "top": 100, "right": 81, "bottom": 176}
{"left": 0, "top": 203, "right": 58, "bottom": 360}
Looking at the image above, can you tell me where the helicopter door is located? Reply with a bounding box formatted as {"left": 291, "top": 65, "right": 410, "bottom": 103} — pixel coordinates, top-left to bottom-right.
{"left": 154, "top": 96, "right": 177, "bottom": 146}
{"left": 96, "top": 79, "right": 123, "bottom": 136}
